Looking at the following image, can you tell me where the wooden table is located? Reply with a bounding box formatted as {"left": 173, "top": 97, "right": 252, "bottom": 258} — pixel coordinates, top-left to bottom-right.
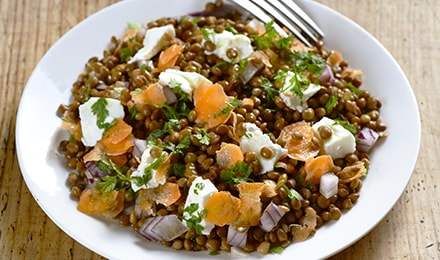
{"left": 1, "top": 0, "right": 438, "bottom": 259}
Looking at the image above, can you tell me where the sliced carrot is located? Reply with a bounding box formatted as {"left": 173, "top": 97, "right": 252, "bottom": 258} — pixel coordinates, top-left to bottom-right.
{"left": 278, "top": 121, "right": 320, "bottom": 161}
{"left": 216, "top": 143, "right": 244, "bottom": 169}
{"left": 204, "top": 191, "right": 241, "bottom": 226}
{"left": 102, "top": 133, "right": 135, "bottom": 156}
{"left": 153, "top": 153, "right": 172, "bottom": 185}
{"left": 234, "top": 182, "right": 265, "bottom": 227}
{"left": 131, "top": 83, "right": 168, "bottom": 106}
{"left": 150, "top": 182, "right": 181, "bottom": 206}
{"left": 107, "top": 154, "right": 128, "bottom": 168}
{"left": 77, "top": 187, "right": 125, "bottom": 219}
{"left": 304, "top": 155, "right": 335, "bottom": 185}
{"left": 83, "top": 141, "right": 105, "bottom": 162}
{"left": 193, "top": 81, "right": 232, "bottom": 129}
{"left": 102, "top": 118, "right": 132, "bottom": 145}
{"left": 157, "top": 43, "right": 184, "bottom": 72}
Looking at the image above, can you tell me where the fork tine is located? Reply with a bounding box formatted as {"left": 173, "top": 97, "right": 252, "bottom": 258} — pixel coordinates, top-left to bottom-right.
{"left": 248, "top": 0, "right": 313, "bottom": 47}
{"left": 228, "top": 0, "right": 289, "bottom": 38}
{"left": 278, "top": 0, "right": 325, "bottom": 38}
{"left": 263, "top": 0, "right": 320, "bottom": 43}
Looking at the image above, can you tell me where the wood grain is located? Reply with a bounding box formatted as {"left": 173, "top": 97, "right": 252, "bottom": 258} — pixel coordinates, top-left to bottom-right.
{"left": 1, "top": 0, "right": 439, "bottom": 259}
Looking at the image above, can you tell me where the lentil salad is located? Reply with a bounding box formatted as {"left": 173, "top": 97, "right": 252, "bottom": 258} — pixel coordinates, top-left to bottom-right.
{"left": 57, "top": 0, "right": 387, "bottom": 256}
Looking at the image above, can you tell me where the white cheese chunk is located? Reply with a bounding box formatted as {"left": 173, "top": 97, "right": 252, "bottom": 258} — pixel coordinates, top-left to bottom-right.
{"left": 78, "top": 97, "right": 124, "bottom": 147}
{"left": 312, "top": 117, "right": 356, "bottom": 159}
{"left": 158, "top": 69, "right": 212, "bottom": 98}
{"left": 202, "top": 29, "right": 253, "bottom": 63}
{"left": 128, "top": 24, "right": 175, "bottom": 64}
{"left": 183, "top": 176, "right": 218, "bottom": 235}
{"left": 130, "top": 147, "right": 168, "bottom": 192}
{"left": 240, "top": 123, "right": 287, "bottom": 174}
{"left": 279, "top": 71, "right": 321, "bottom": 112}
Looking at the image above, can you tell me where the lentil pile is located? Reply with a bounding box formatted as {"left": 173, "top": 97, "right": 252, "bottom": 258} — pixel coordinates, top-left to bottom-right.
{"left": 58, "top": 1, "right": 387, "bottom": 256}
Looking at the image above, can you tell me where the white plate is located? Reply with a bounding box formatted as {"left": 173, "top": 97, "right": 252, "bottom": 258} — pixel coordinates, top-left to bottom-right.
{"left": 16, "top": 0, "right": 420, "bottom": 259}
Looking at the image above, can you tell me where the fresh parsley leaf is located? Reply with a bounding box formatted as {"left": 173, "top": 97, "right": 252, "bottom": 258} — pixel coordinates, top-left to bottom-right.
{"left": 238, "top": 59, "right": 248, "bottom": 75}
{"left": 225, "top": 24, "right": 239, "bottom": 34}
{"left": 276, "top": 70, "right": 310, "bottom": 98}
{"left": 96, "top": 160, "right": 114, "bottom": 174}
{"left": 288, "top": 51, "right": 325, "bottom": 78}
{"left": 127, "top": 22, "right": 142, "bottom": 29}
{"left": 214, "top": 97, "right": 240, "bottom": 118}
{"left": 95, "top": 160, "right": 131, "bottom": 192}
{"left": 325, "top": 95, "right": 339, "bottom": 111}
{"left": 344, "top": 81, "right": 362, "bottom": 96}
{"left": 194, "top": 128, "right": 210, "bottom": 145}
{"left": 168, "top": 78, "right": 182, "bottom": 89}
{"left": 334, "top": 119, "right": 358, "bottom": 136}
{"left": 194, "top": 182, "right": 205, "bottom": 195}
{"left": 220, "top": 161, "right": 253, "bottom": 185}
{"left": 201, "top": 27, "right": 214, "bottom": 40}
{"left": 182, "top": 203, "right": 207, "bottom": 235}
{"left": 260, "top": 76, "right": 278, "bottom": 102}
{"left": 91, "top": 98, "right": 117, "bottom": 130}
{"left": 172, "top": 163, "right": 186, "bottom": 178}
{"left": 164, "top": 134, "right": 191, "bottom": 155}
{"left": 270, "top": 246, "right": 285, "bottom": 254}
{"left": 120, "top": 47, "right": 133, "bottom": 62}
{"left": 163, "top": 119, "right": 181, "bottom": 133}
{"left": 274, "top": 35, "right": 294, "bottom": 50}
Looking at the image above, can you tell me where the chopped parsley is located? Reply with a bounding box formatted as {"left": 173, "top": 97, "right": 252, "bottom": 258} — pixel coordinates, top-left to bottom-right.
{"left": 214, "top": 97, "right": 240, "bottom": 118}
{"left": 288, "top": 51, "right": 325, "bottom": 78}
{"left": 220, "top": 161, "right": 253, "bottom": 185}
{"left": 276, "top": 70, "right": 310, "bottom": 98}
{"left": 120, "top": 47, "right": 133, "bottom": 62}
{"left": 95, "top": 160, "right": 131, "bottom": 192}
{"left": 334, "top": 119, "right": 358, "bottom": 136}
{"left": 325, "top": 95, "right": 339, "bottom": 111}
{"left": 252, "top": 21, "right": 293, "bottom": 50}
{"left": 194, "top": 182, "right": 205, "bottom": 195}
{"left": 181, "top": 203, "right": 207, "bottom": 235}
{"left": 163, "top": 134, "right": 191, "bottom": 155}
{"left": 344, "top": 81, "right": 362, "bottom": 96}
{"left": 260, "top": 76, "right": 278, "bottom": 102}
{"left": 194, "top": 128, "right": 210, "bottom": 145}
{"left": 270, "top": 246, "right": 285, "bottom": 254}
{"left": 127, "top": 22, "right": 142, "bottom": 29}
{"left": 91, "top": 98, "right": 117, "bottom": 130}
{"left": 201, "top": 27, "right": 215, "bottom": 40}
{"left": 225, "top": 24, "right": 239, "bottom": 34}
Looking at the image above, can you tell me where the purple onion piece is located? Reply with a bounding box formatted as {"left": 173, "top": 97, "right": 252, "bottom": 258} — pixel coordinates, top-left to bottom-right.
{"left": 259, "top": 202, "right": 288, "bottom": 232}
{"left": 357, "top": 127, "right": 379, "bottom": 153}
{"left": 319, "top": 173, "right": 338, "bottom": 199}
{"left": 227, "top": 225, "right": 248, "bottom": 248}
{"left": 84, "top": 161, "right": 112, "bottom": 178}
{"left": 319, "top": 64, "right": 335, "bottom": 85}
{"left": 138, "top": 215, "right": 189, "bottom": 242}
{"left": 133, "top": 139, "right": 148, "bottom": 158}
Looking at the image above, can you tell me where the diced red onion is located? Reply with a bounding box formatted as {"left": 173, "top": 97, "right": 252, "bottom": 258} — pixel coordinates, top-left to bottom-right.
{"left": 357, "top": 127, "right": 379, "bottom": 153}
{"left": 162, "top": 85, "right": 177, "bottom": 104}
{"left": 259, "top": 202, "right": 289, "bottom": 232}
{"left": 240, "top": 61, "right": 263, "bottom": 84}
{"left": 133, "top": 139, "right": 148, "bottom": 158}
{"left": 319, "top": 64, "right": 335, "bottom": 84}
{"left": 96, "top": 84, "right": 108, "bottom": 90}
{"left": 227, "top": 225, "right": 248, "bottom": 248}
{"left": 319, "top": 173, "right": 339, "bottom": 199}
{"left": 138, "top": 215, "right": 189, "bottom": 242}
{"left": 84, "top": 161, "right": 111, "bottom": 179}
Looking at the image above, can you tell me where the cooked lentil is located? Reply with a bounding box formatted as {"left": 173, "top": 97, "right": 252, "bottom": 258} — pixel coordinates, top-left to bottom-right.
{"left": 57, "top": 0, "right": 387, "bottom": 255}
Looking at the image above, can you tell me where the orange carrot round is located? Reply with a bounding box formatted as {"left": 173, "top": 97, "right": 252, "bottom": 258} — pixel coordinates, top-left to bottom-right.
{"left": 279, "top": 121, "right": 320, "bottom": 161}
{"left": 193, "top": 82, "right": 232, "bottom": 129}
{"left": 304, "top": 155, "right": 335, "bottom": 185}
{"left": 77, "top": 187, "right": 125, "bottom": 219}
{"left": 204, "top": 191, "right": 241, "bottom": 226}
{"left": 131, "top": 83, "right": 168, "bottom": 105}
{"left": 216, "top": 143, "right": 244, "bottom": 169}
{"left": 157, "top": 44, "right": 184, "bottom": 72}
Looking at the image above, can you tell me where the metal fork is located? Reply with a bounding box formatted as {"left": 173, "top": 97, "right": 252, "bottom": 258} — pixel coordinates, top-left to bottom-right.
{"left": 228, "top": 0, "right": 324, "bottom": 47}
